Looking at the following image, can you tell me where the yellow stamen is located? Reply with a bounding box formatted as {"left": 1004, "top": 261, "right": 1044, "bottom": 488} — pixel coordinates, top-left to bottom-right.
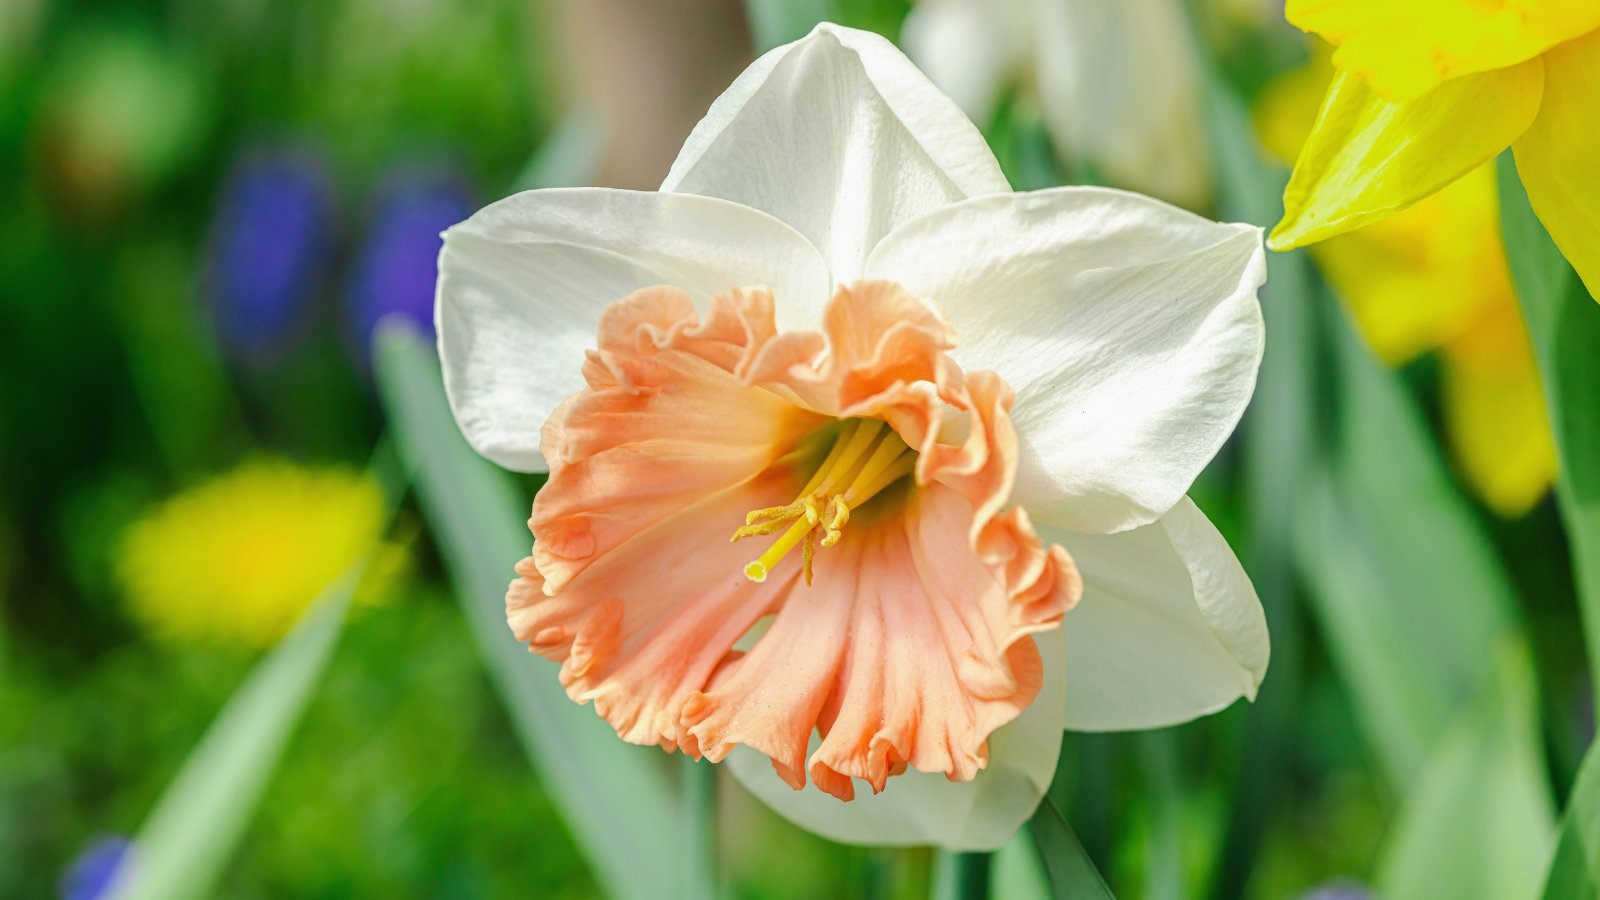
{"left": 849, "top": 453, "right": 918, "bottom": 507}
{"left": 733, "top": 418, "right": 918, "bottom": 585}
{"left": 744, "top": 501, "right": 806, "bottom": 526}
{"left": 743, "top": 515, "right": 814, "bottom": 583}
{"left": 802, "top": 527, "right": 817, "bottom": 586}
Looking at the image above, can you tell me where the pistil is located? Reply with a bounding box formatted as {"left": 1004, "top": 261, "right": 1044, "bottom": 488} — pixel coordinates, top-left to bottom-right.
{"left": 734, "top": 418, "right": 916, "bottom": 585}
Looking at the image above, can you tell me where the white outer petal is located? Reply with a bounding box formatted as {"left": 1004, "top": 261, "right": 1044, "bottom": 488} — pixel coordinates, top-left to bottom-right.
{"left": 725, "top": 630, "right": 1065, "bottom": 851}
{"left": 1047, "top": 497, "right": 1269, "bottom": 731}
{"left": 1031, "top": 0, "right": 1212, "bottom": 208}
{"left": 901, "top": 0, "right": 1032, "bottom": 127}
{"left": 435, "top": 187, "right": 830, "bottom": 471}
{"left": 866, "top": 186, "right": 1266, "bottom": 534}
{"left": 662, "top": 22, "right": 1010, "bottom": 281}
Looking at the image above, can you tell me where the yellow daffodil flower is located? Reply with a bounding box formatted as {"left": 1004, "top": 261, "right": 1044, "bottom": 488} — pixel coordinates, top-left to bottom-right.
{"left": 117, "top": 460, "right": 402, "bottom": 646}
{"left": 1258, "top": 50, "right": 1557, "bottom": 517}
{"left": 1269, "top": 1, "right": 1600, "bottom": 303}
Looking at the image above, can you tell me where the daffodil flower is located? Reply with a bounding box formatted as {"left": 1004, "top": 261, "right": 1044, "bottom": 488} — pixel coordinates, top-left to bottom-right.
{"left": 1269, "top": 1, "right": 1600, "bottom": 301}
{"left": 438, "top": 24, "right": 1269, "bottom": 849}
{"left": 1257, "top": 51, "right": 1557, "bottom": 517}
{"left": 902, "top": 0, "right": 1211, "bottom": 208}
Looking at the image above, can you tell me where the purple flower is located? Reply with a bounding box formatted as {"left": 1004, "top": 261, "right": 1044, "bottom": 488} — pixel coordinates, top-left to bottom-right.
{"left": 205, "top": 145, "right": 336, "bottom": 359}
{"left": 347, "top": 164, "right": 474, "bottom": 355}
{"left": 60, "top": 836, "right": 131, "bottom": 900}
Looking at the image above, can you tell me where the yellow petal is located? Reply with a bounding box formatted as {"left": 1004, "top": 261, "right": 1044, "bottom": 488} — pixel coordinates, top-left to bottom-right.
{"left": 1511, "top": 28, "right": 1600, "bottom": 304}
{"left": 1286, "top": 0, "right": 1600, "bottom": 100}
{"left": 1269, "top": 62, "right": 1542, "bottom": 251}
{"left": 1441, "top": 342, "right": 1557, "bottom": 519}
{"left": 1316, "top": 165, "right": 1509, "bottom": 364}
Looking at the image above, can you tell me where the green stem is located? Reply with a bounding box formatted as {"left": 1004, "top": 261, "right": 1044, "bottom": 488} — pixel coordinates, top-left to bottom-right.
{"left": 950, "top": 852, "right": 992, "bottom": 900}
{"left": 683, "top": 760, "right": 717, "bottom": 899}
{"left": 1138, "top": 733, "right": 1186, "bottom": 900}
{"left": 1497, "top": 153, "right": 1600, "bottom": 722}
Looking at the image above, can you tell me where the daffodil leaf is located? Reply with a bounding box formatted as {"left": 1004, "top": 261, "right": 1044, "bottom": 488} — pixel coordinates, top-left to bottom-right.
{"left": 106, "top": 445, "right": 407, "bottom": 900}
{"left": 931, "top": 852, "right": 994, "bottom": 900}
{"left": 1540, "top": 737, "right": 1600, "bottom": 900}
{"left": 1292, "top": 312, "right": 1524, "bottom": 787}
{"left": 1374, "top": 642, "right": 1554, "bottom": 900}
{"left": 509, "top": 112, "right": 606, "bottom": 192}
{"left": 1196, "top": 46, "right": 1313, "bottom": 900}
{"left": 1498, "top": 152, "right": 1600, "bottom": 719}
{"left": 742, "top": 0, "right": 832, "bottom": 52}
{"left": 107, "top": 572, "right": 359, "bottom": 900}
{"left": 1027, "top": 797, "right": 1116, "bottom": 899}
{"left": 372, "top": 323, "right": 693, "bottom": 900}
{"left": 992, "top": 829, "right": 1052, "bottom": 900}
{"left": 1292, "top": 471, "right": 1448, "bottom": 783}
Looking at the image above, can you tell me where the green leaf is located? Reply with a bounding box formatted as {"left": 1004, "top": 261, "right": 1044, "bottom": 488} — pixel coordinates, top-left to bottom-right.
{"left": 107, "top": 444, "right": 406, "bottom": 900}
{"left": 1292, "top": 312, "right": 1524, "bottom": 787}
{"left": 1498, "top": 152, "right": 1600, "bottom": 718}
{"left": 1136, "top": 733, "right": 1185, "bottom": 900}
{"left": 1027, "top": 797, "right": 1116, "bottom": 900}
{"left": 1195, "top": 52, "right": 1315, "bottom": 900}
{"left": 1540, "top": 737, "right": 1600, "bottom": 899}
{"left": 509, "top": 112, "right": 606, "bottom": 193}
{"left": 1375, "top": 642, "right": 1555, "bottom": 900}
{"left": 108, "top": 573, "right": 359, "bottom": 900}
{"left": 373, "top": 324, "right": 692, "bottom": 900}
{"left": 991, "top": 829, "right": 1052, "bottom": 900}
{"left": 930, "top": 852, "right": 993, "bottom": 900}
{"left": 1292, "top": 472, "right": 1449, "bottom": 785}
{"left": 742, "top": 0, "right": 832, "bottom": 52}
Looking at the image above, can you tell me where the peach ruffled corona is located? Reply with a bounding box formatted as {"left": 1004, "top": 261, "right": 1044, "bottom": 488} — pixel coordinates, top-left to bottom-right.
{"left": 506, "top": 281, "right": 1080, "bottom": 799}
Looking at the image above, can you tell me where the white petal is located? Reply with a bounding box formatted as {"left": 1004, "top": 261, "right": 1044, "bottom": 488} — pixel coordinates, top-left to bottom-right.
{"left": 1047, "top": 497, "right": 1268, "bottom": 731}
{"left": 725, "top": 630, "right": 1065, "bottom": 851}
{"left": 435, "top": 187, "right": 830, "bottom": 471}
{"left": 662, "top": 23, "right": 1010, "bottom": 281}
{"left": 901, "top": 0, "right": 1031, "bottom": 127}
{"left": 865, "top": 186, "right": 1266, "bottom": 534}
{"left": 1031, "top": 0, "right": 1211, "bottom": 208}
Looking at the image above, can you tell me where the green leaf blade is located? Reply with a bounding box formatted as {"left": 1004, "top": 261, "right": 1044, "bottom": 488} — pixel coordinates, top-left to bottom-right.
{"left": 373, "top": 323, "right": 689, "bottom": 900}
{"left": 108, "top": 575, "right": 358, "bottom": 900}
{"left": 1027, "top": 798, "right": 1116, "bottom": 900}
{"left": 1376, "top": 644, "right": 1555, "bottom": 900}
{"left": 1540, "top": 738, "right": 1600, "bottom": 900}
{"left": 1498, "top": 152, "right": 1600, "bottom": 719}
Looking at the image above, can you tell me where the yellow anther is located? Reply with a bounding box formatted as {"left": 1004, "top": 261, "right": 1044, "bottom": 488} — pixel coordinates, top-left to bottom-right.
{"left": 802, "top": 494, "right": 823, "bottom": 525}
{"left": 730, "top": 517, "right": 794, "bottom": 542}
{"left": 736, "top": 418, "right": 917, "bottom": 585}
{"left": 820, "top": 496, "right": 850, "bottom": 548}
{"left": 745, "top": 502, "right": 806, "bottom": 526}
{"left": 802, "top": 527, "right": 817, "bottom": 586}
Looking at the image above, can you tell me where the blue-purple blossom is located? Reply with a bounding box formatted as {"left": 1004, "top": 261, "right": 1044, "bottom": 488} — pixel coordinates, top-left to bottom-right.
{"left": 347, "top": 165, "right": 473, "bottom": 353}
{"left": 59, "top": 836, "right": 130, "bottom": 900}
{"left": 205, "top": 145, "right": 335, "bottom": 359}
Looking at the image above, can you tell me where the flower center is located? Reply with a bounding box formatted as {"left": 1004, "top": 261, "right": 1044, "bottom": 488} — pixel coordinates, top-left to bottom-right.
{"left": 732, "top": 418, "right": 917, "bottom": 586}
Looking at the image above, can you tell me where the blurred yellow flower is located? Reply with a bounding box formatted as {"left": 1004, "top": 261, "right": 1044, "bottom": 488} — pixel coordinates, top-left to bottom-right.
{"left": 1257, "top": 51, "right": 1557, "bottom": 517}
{"left": 117, "top": 460, "right": 400, "bottom": 646}
{"left": 1268, "top": 1, "right": 1600, "bottom": 304}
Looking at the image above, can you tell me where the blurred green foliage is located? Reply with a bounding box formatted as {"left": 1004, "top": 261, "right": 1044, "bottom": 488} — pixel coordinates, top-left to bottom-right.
{"left": 2, "top": 0, "right": 1596, "bottom": 898}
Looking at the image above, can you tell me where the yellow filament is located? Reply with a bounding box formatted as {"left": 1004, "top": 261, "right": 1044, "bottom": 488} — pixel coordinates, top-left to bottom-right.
{"left": 732, "top": 418, "right": 916, "bottom": 585}
{"left": 743, "top": 516, "right": 814, "bottom": 583}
